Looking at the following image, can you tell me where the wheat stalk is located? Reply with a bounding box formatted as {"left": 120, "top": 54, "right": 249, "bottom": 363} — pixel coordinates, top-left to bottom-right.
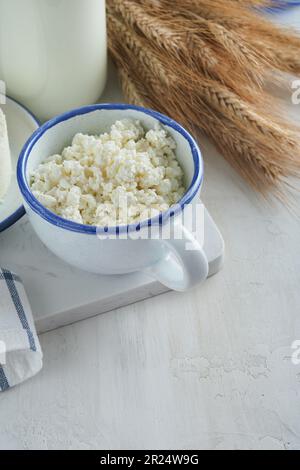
{"left": 118, "top": 66, "right": 285, "bottom": 195}
{"left": 109, "top": 12, "right": 298, "bottom": 147}
{"left": 107, "top": 0, "right": 300, "bottom": 201}
{"left": 108, "top": 0, "right": 269, "bottom": 87}
{"left": 119, "top": 69, "right": 149, "bottom": 108}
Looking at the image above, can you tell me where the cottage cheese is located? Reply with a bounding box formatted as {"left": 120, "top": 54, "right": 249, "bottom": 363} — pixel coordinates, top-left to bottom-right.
{"left": 30, "top": 119, "right": 186, "bottom": 226}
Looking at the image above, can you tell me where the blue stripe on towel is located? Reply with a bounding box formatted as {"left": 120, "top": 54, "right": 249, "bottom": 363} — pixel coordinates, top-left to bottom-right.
{"left": 1, "top": 269, "right": 36, "bottom": 352}
{"left": 0, "top": 365, "right": 9, "bottom": 391}
{"left": 26, "top": 330, "right": 36, "bottom": 352}
{"left": 0, "top": 272, "right": 21, "bottom": 283}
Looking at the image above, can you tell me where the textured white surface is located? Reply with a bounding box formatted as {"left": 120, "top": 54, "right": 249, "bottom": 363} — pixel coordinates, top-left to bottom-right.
{"left": 0, "top": 8, "right": 300, "bottom": 448}
{"left": 1, "top": 132, "right": 300, "bottom": 449}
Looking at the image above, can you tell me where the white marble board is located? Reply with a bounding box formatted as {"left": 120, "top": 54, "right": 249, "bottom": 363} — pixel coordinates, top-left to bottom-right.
{"left": 0, "top": 207, "right": 224, "bottom": 333}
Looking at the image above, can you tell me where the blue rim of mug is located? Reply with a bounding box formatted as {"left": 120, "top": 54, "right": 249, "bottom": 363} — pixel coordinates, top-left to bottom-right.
{"left": 0, "top": 96, "right": 40, "bottom": 233}
{"left": 17, "top": 103, "right": 204, "bottom": 235}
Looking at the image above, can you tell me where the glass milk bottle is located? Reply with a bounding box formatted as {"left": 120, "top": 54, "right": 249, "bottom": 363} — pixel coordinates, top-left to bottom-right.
{"left": 0, "top": 0, "right": 107, "bottom": 121}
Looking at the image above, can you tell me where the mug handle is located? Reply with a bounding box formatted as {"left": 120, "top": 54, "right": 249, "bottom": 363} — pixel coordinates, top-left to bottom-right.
{"left": 143, "top": 221, "right": 209, "bottom": 292}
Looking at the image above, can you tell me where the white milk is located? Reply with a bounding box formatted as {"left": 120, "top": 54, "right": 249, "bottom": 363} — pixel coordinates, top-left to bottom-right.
{"left": 0, "top": 0, "right": 107, "bottom": 121}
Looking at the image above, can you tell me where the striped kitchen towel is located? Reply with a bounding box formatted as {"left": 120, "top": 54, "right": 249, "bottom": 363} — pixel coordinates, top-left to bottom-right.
{"left": 0, "top": 268, "right": 42, "bottom": 391}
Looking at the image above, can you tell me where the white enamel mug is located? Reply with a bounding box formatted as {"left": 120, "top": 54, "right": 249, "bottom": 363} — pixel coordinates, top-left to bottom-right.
{"left": 0, "top": 0, "right": 107, "bottom": 122}
{"left": 17, "top": 104, "right": 209, "bottom": 291}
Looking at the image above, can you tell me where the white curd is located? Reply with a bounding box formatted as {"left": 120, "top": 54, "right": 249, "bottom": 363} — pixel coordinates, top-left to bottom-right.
{"left": 30, "top": 119, "right": 186, "bottom": 226}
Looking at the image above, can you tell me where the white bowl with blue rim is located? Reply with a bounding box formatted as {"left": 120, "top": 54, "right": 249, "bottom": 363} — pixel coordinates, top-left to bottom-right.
{"left": 17, "top": 104, "right": 209, "bottom": 291}
{"left": 0, "top": 96, "right": 39, "bottom": 232}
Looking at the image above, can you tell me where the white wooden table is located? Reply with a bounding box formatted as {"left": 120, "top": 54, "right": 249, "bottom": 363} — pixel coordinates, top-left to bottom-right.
{"left": 0, "top": 8, "right": 300, "bottom": 451}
